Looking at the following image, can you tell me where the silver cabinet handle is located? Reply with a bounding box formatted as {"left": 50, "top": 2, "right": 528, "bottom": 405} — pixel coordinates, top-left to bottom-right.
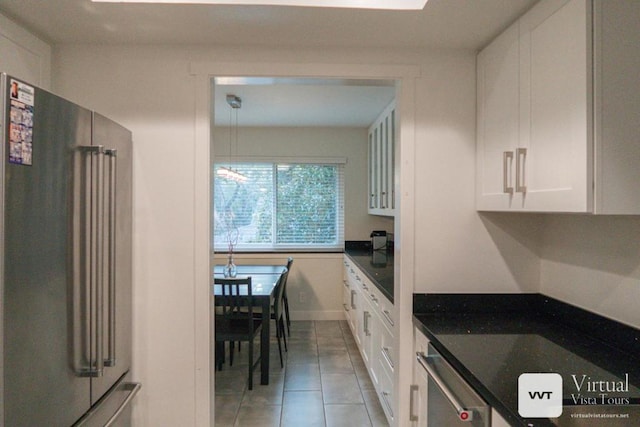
{"left": 364, "top": 311, "right": 371, "bottom": 336}
{"left": 409, "top": 384, "right": 419, "bottom": 422}
{"left": 381, "top": 391, "right": 394, "bottom": 419}
{"left": 382, "top": 309, "right": 394, "bottom": 327}
{"left": 350, "top": 290, "right": 356, "bottom": 309}
{"left": 343, "top": 279, "right": 349, "bottom": 288}
{"left": 370, "top": 294, "right": 378, "bottom": 304}
{"left": 104, "top": 148, "right": 117, "bottom": 367}
{"left": 516, "top": 147, "right": 527, "bottom": 193}
{"left": 503, "top": 151, "right": 514, "bottom": 194}
{"left": 104, "top": 382, "right": 142, "bottom": 427}
{"left": 343, "top": 303, "right": 350, "bottom": 312}
{"left": 416, "top": 352, "right": 473, "bottom": 422}
{"left": 382, "top": 346, "right": 394, "bottom": 370}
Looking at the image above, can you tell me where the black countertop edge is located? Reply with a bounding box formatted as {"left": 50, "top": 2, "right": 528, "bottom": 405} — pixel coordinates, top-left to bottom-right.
{"left": 413, "top": 293, "right": 640, "bottom": 427}
{"left": 345, "top": 239, "right": 394, "bottom": 252}
{"left": 413, "top": 293, "right": 640, "bottom": 357}
{"left": 411, "top": 316, "right": 541, "bottom": 427}
{"left": 344, "top": 241, "right": 394, "bottom": 303}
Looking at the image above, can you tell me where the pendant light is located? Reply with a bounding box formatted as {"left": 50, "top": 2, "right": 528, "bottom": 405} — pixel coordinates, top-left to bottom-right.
{"left": 217, "top": 94, "right": 247, "bottom": 183}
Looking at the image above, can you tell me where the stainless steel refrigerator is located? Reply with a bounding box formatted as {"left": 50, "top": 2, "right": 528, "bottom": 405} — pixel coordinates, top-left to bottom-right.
{"left": 0, "top": 73, "right": 140, "bottom": 426}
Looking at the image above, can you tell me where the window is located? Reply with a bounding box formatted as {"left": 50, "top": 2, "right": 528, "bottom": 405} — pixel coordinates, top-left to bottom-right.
{"left": 213, "top": 160, "right": 345, "bottom": 252}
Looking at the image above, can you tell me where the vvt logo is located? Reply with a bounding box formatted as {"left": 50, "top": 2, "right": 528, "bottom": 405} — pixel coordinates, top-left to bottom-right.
{"left": 518, "top": 373, "right": 563, "bottom": 418}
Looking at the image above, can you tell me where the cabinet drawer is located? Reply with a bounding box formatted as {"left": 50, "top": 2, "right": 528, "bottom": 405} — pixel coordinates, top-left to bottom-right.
{"left": 378, "top": 358, "right": 395, "bottom": 423}
{"left": 379, "top": 295, "right": 394, "bottom": 331}
{"left": 342, "top": 278, "right": 351, "bottom": 320}
{"left": 379, "top": 321, "right": 395, "bottom": 375}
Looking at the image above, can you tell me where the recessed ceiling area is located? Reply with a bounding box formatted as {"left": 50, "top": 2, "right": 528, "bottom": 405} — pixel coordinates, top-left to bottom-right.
{"left": 0, "top": 0, "right": 538, "bottom": 49}
{"left": 213, "top": 77, "right": 396, "bottom": 127}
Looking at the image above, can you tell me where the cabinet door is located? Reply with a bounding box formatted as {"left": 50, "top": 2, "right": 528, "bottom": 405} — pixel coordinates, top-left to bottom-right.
{"left": 476, "top": 22, "right": 521, "bottom": 210}
{"left": 349, "top": 285, "right": 360, "bottom": 346}
{"left": 412, "top": 359, "right": 429, "bottom": 427}
{"left": 379, "top": 118, "right": 389, "bottom": 210}
{"left": 491, "top": 409, "right": 511, "bottom": 427}
{"left": 519, "top": 0, "right": 591, "bottom": 212}
{"left": 411, "top": 327, "right": 430, "bottom": 427}
{"left": 358, "top": 296, "right": 373, "bottom": 366}
{"left": 357, "top": 278, "right": 375, "bottom": 367}
{"left": 368, "top": 128, "right": 379, "bottom": 211}
{"left": 386, "top": 107, "right": 397, "bottom": 213}
{"left": 368, "top": 101, "right": 396, "bottom": 216}
{"left": 342, "top": 276, "right": 351, "bottom": 325}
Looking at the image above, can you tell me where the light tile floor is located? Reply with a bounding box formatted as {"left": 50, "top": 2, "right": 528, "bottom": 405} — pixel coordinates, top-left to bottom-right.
{"left": 214, "top": 320, "right": 389, "bottom": 427}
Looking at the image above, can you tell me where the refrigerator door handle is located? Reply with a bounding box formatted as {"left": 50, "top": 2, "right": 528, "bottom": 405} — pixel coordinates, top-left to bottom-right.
{"left": 104, "top": 148, "right": 117, "bottom": 367}
{"left": 76, "top": 145, "right": 105, "bottom": 378}
{"left": 104, "top": 382, "right": 142, "bottom": 427}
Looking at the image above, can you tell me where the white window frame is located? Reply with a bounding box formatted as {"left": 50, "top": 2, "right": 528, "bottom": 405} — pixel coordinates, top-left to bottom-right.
{"left": 213, "top": 156, "right": 346, "bottom": 252}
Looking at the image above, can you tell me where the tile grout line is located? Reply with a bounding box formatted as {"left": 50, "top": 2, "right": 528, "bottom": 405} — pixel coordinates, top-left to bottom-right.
{"left": 317, "top": 320, "right": 329, "bottom": 427}
{"left": 342, "top": 320, "right": 375, "bottom": 427}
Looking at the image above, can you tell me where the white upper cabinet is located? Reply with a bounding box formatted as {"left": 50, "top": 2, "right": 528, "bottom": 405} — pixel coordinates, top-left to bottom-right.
{"left": 519, "top": 0, "right": 590, "bottom": 212}
{"left": 477, "top": 0, "right": 640, "bottom": 214}
{"left": 368, "top": 100, "right": 396, "bottom": 216}
{"left": 476, "top": 23, "right": 521, "bottom": 210}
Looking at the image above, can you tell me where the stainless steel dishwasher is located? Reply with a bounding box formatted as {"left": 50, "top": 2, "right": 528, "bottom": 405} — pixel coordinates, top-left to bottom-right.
{"left": 416, "top": 344, "right": 490, "bottom": 426}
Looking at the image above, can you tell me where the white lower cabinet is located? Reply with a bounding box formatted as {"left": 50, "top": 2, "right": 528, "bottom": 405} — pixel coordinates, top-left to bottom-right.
{"left": 343, "top": 256, "right": 395, "bottom": 425}
{"left": 342, "top": 273, "right": 352, "bottom": 329}
{"left": 491, "top": 409, "right": 510, "bottom": 427}
{"left": 411, "top": 326, "right": 430, "bottom": 426}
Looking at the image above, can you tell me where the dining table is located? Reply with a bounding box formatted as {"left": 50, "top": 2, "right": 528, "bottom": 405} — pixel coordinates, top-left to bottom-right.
{"left": 212, "top": 264, "right": 287, "bottom": 386}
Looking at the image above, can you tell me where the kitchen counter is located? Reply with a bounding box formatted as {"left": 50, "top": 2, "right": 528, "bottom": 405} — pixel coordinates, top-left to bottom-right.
{"left": 413, "top": 294, "right": 640, "bottom": 426}
{"left": 344, "top": 241, "right": 394, "bottom": 303}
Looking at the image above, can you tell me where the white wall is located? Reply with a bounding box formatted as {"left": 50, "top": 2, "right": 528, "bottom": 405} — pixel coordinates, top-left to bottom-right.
{"left": 44, "top": 40, "right": 640, "bottom": 427}
{"left": 2, "top": 8, "right": 638, "bottom": 426}
{"left": 212, "top": 126, "right": 392, "bottom": 321}
{"left": 0, "top": 12, "right": 51, "bottom": 87}
{"left": 213, "top": 125, "right": 393, "bottom": 240}
{"left": 540, "top": 215, "right": 640, "bottom": 328}
{"left": 212, "top": 252, "right": 345, "bottom": 321}
{"left": 52, "top": 46, "right": 202, "bottom": 427}
{"left": 48, "top": 43, "right": 489, "bottom": 426}
{"left": 412, "top": 53, "right": 543, "bottom": 293}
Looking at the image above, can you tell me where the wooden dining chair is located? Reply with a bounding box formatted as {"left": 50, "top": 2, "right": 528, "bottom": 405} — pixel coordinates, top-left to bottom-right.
{"left": 271, "top": 268, "right": 289, "bottom": 367}
{"left": 214, "top": 277, "right": 263, "bottom": 390}
{"left": 283, "top": 257, "right": 293, "bottom": 336}
{"left": 246, "top": 268, "right": 289, "bottom": 368}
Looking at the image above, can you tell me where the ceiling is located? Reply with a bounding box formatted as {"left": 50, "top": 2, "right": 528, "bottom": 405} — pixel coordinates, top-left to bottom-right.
{"left": 213, "top": 78, "right": 396, "bottom": 127}
{"left": 0, "top": 0, "right": 537, "bottom": 49}
{"left": 1, "top": 0, "right": 538, "bottom": 127}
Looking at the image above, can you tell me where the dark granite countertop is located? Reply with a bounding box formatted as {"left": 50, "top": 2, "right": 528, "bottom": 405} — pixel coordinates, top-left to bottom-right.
{"left": 344, "top": 241, "right": 394, "bottom": 303}
{"left": 413, "top": 294, "right": 640, "bottom": 427}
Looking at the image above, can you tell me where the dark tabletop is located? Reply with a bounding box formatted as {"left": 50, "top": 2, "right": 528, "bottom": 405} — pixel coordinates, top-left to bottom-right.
{"left": 413, "top": 293, "right": 640, "bottom": 427}
{"left": 213, "top": 264, "right": 287, "bottom": 276}
{"left": 212, "top": 273, "right": 282, "bottom": 297}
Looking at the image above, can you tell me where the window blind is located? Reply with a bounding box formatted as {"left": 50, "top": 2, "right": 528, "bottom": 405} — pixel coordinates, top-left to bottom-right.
{"left": 213, "top": 161, "right": 345, "bottom": 252}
